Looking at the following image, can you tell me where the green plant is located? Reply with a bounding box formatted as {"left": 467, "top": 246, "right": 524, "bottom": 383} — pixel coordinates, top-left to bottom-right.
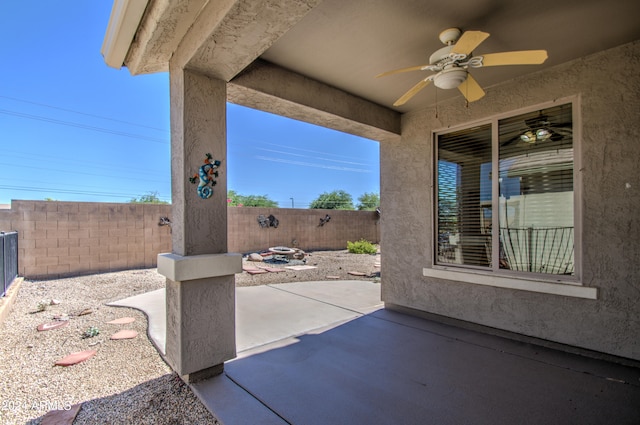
{"left": 347, "top": 239, "right": 377, "bottom": 255}
{"left": 82, "top": 326, "right": 100, "bottom": 339}
{"left": 129, "top": 191, "right": 169, "bottom": 204}
{"left": 309, "top": 190, "right": 355, "bottom": 210}
{"left": 227, "top": 190, "right": 278, "bottom": 207}
{"left": 356, "top": 192, "right": 379, "bottom": 211}
{"left": 36, "top": 300, "right": 49, "bottom": 312}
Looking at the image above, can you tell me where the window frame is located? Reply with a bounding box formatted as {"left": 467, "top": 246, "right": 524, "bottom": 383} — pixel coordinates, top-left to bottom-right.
{"left": 425, "top": 96, "right": 594, "bottom": 299}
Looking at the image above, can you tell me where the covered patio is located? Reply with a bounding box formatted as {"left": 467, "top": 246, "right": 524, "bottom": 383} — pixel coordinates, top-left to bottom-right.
{"left": 101, "top": 0, "right": 640, "bottom": 422}
{"left": 112, "top": 279, "right": 640, "bottom": 424}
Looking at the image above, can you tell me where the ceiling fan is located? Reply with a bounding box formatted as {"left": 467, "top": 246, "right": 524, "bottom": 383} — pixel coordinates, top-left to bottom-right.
{"left": 502, "top": 115, "right": 572, "bottom": 147}
{"left": 376, "top": 28, "right": 548, "bottom": 106}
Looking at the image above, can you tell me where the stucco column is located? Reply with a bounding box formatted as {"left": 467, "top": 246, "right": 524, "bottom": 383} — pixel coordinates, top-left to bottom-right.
{"left": 158, "top": 67, "right": 241, "bottom": 382}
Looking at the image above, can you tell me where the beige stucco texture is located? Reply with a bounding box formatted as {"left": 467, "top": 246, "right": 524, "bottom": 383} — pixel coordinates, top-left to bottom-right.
{"left": 101, "top": 0, "right": 639, "bottom": 368}
{"left": 381, "top": 41, "right": 640, "bottom": 360}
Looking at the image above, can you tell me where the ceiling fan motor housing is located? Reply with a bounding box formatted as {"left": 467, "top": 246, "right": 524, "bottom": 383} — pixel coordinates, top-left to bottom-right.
{"left": 429, "top": 45, "right": 455, "bottom": 64}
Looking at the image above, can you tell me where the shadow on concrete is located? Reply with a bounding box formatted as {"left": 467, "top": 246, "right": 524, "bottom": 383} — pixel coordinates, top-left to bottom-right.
{"left": 194, "top": 309, "right": 640, "bottom": 425}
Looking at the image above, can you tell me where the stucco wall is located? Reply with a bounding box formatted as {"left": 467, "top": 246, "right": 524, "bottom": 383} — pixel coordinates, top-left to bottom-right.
{"left": 0, "top": 200, "right": 379, "bottom": 280}
{"left": 380, "top": 40, "right": 640, "bottom": 360}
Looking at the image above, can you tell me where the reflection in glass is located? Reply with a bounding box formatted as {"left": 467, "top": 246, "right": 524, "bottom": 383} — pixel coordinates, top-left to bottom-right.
{"left": 498, "top": 104, "right": 574, "bottom": 275}
{"left": 436, "top": 124, "right": 492, "bottom": 267}
{"left": 435, "top": 103, "right": 574, "bottom": 276}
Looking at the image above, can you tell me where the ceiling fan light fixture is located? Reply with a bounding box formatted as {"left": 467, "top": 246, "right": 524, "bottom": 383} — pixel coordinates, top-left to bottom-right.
{"left": 433, "top": 67, "right": 467, "bottom": 89}
{"left": 520, "top": 131, "right": 536, "bottom": 143}
{"left": 536, "top": 128, "right": 551, "bottom": 141}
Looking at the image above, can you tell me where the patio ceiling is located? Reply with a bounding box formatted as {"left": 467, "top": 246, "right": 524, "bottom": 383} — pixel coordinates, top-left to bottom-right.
{"left": 108, "top": 0, "right": 640, "bottom": 114}
{"left": 259, "top": 0, "right": 640, "bottom": 112}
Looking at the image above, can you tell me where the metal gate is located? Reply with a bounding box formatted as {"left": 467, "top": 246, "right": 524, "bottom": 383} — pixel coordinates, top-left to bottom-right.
{"left": 1, "top": 231, "right": 18, "bottom": 297}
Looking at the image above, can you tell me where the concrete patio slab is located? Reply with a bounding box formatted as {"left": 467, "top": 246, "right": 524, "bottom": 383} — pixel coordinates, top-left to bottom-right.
{"left": 108, "top": 288, "right": 166, "bottom": 354}
{"left": 110, "top": 280, "right": 640, "bottom": 425}
{"left": 269, "top": 280, "right": 382, "bottom": 314}
{"left": 221, "top": 311, "right": 640, "bottom": 425}
{"left": 190, "top": 373, "right": 287, "bottom": 425}
{"left": 108, "top": 280, "right": 382, "bottom": 357}
{"left": 236, "top": 283, "right": 379, "bottom": 352}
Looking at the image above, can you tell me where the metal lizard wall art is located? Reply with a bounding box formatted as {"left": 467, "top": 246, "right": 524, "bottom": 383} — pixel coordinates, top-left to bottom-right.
{"left": 189, "top": 153, "right": 222, "bottom": 199}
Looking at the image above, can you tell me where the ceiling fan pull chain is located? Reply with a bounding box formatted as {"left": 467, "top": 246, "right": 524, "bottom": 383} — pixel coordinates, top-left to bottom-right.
{"left": 465, "top": 82, "right": 469, "bottom": 108}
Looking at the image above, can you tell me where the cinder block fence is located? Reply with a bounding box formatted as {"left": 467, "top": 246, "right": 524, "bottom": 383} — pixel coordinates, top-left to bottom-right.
{"left": 0, "top": 200, "right": 380, "bottom": 280}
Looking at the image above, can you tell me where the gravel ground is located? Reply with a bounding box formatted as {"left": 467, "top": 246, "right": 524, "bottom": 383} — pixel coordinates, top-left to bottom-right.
{"left": 237, "top": 248, "right": 381, "bottom": 287}
{"left": 0, "top": 249, "right": 379, "bottom": 424}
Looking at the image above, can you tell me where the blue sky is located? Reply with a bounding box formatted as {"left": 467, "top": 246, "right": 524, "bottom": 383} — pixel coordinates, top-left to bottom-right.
{"left": 0, "top": 1, "right": 379, "bottom": 208}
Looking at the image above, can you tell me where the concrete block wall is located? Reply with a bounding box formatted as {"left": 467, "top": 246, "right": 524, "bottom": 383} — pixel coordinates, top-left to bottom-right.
{"left": 228, "top": 207, "right": 380, "bottom": 253}
{"left": 0, "top": 201, "right": 379, "bottom": 280}
{"left": 0, "top": 200, "right": 172, "bottom": 280}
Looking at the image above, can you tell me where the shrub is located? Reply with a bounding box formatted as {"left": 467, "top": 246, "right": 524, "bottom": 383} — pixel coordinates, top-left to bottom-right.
{"left": 347, "top": 239, "right": 377, "bottom": 254}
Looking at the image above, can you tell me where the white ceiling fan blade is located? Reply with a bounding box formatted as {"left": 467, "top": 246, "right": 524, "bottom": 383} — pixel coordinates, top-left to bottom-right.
{"left": 376, "top": 64, "right": 430, "bottom": 78}
{"left": 480, "top": 50, "right": 548, "bottom": 66}
{"left": 457, "top": 73, "right": 485, "bottom": 102}
{"left": 394, "top": 78, "right": 432, "bottom": 106}
{"left": 451, "top": 30, "right": 490, "bottom": 56}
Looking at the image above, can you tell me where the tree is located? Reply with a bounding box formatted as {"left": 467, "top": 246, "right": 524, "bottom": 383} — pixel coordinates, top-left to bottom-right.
{"left": 356, "top": 192, "right": 379, "bottom": 211}
{"left": 130, "top": 191, "right": 169, "bottom": 204}
{"left": 227, "top": 190, "right": 278, "bottom": 207}
{"left": 309, "top": 190, "right": 354, "bottom": 210}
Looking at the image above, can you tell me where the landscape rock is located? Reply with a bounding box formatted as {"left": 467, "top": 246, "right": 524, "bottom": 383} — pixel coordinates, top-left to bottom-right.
{"left": 111, "top": 330, "right": 138, "bottom": 340}
{"left": 37, "top": 321, "right": 69, "bottom": 332}
{"left": 107, "top": 317, "right": 136, "bottom": 325}
{"left": 248, "top": 253, "right": 264, "bottom": 262}
{"left": 55, "top": 350, "right": 97, "bottom": 366}
{"left": 41, "top": 403, "right": 82, "bottom": 425}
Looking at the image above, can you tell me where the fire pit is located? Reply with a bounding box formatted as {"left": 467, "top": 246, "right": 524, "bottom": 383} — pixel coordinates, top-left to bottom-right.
{"left": 267, "top": 246, "right": 297, "bottom": 263}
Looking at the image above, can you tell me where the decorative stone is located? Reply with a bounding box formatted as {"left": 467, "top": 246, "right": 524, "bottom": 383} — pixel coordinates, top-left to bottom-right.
{"left": 263, "top": 267, "right": 286, "bottom": 273}
{"left": 107, "top": 317, "right": 136, "bottom": 325}
{"left": 37, "top": 321, "right": 69, "bottom": 332}
{"left": 110, "top": 330, "right": 138, "bottom": 340}
{"left": 55, "top": 350, "right": 97, "bottom": 366}
{"left": 243, "top": 267, "right": 268, "bottom": 275}
{"left": 41, "top": 403, "right": 82, "bottom": 425}
{"left": 285, "top": 265, "right": 317, "bottom": 271}
{"left": 248, "top": 253, "right": 264, "bottom": 262}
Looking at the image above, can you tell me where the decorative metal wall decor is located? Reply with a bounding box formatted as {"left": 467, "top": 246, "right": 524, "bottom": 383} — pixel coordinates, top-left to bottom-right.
{"left": 189, "top": 153, "right": 221, "bottom": 199}
{"left": 257, "top": 214, "right": 279, "bottom": 228}
{"left": 319, "top": 214, "right": 331, "bottom": 226}
{"left": 257, "top": 215, "right": 268, "bottom": 228}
